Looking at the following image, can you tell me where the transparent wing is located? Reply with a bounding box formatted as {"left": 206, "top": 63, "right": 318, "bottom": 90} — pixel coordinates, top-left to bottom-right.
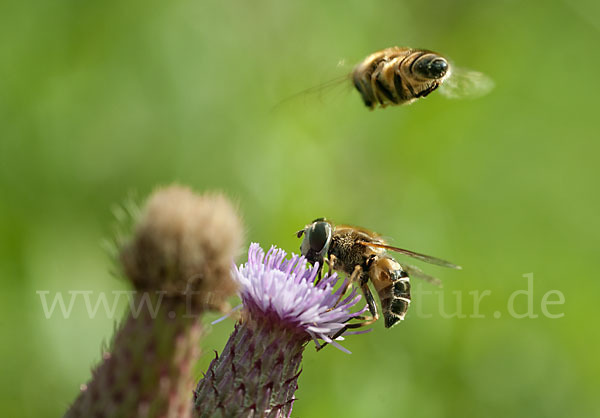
{"left": 439, "top": 67, "right": 494, "bottom": 100}
{"left": 357, "top": 241, "right": 462, "bottom": 270}
{"left": 272, "top": 59, "right": 353, "bottom": 111}
{"left": 402, "top": 264, "right": 442, "bottom": 287}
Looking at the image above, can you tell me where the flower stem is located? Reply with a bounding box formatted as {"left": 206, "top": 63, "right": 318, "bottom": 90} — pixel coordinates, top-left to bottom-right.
{"left": 194, "top": 317, "right": 308, "bottom": 417}
{"left": 66, "top": 295, "right": 202, "bottom": 418}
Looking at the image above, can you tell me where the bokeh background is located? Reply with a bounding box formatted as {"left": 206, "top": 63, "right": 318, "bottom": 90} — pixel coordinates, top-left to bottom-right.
{"left": 1, "top": 0, "right": 599, "bottom": 416}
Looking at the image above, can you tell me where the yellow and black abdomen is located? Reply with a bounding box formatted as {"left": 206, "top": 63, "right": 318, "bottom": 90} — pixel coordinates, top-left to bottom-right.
{"left": 371, "top": 256, "right": 412, "bottom": 328}
{"left": 379, "top": 270, "right": 411, "bottom": 328}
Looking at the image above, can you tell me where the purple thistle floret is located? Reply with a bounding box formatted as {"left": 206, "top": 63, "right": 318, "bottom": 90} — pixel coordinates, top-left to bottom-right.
{"left": 194, "top": 243, "right": 369, "bottom": 417}
{"left": 235, "top": 243, "right": 367, "bottom": 353}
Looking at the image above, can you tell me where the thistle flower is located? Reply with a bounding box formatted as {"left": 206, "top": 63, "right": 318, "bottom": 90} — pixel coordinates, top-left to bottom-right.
{"left": 194, "top": 243, "right": 368, "bottom": 417}
{"left": 65, "top": 185, "right": 243, "bottom": 418}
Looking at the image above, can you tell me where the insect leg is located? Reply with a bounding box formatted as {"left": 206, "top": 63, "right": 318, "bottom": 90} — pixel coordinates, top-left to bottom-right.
{"left": 327, "top": 264, "right": 362, "bottom": 311}
{"left": 316, "top": 278, "right": 380, "bottom": 352}
{"left": 327, "top": 254, "right": 338, "bottom": 276}
{"left": 316, "top": 254, "right": 337, "bottom": 285}
{"left": 316, "top": 312, "right": 379, "bottom": 352}
{"left": 338, "top": 279, "right": 380, "bottom": 332}
{"left": 417, "top": 81, "right": 440, "bottom": 98}
{"left": 359, "top": 276, "right": 379, "bottom": 320}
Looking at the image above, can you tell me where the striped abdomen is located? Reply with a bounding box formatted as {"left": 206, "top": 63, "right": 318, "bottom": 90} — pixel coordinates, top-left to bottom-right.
{"left": 370, "top": 256, "right": 411, "bottom": 328}
{"left": 351, "top": 47, "right": 449, "bottom": 109}
{"left": 379, "top": 268, "right": 411, "bottom": 328}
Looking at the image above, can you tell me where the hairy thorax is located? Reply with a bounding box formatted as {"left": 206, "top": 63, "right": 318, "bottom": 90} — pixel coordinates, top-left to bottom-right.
{"left": 330, "top": 231, "right": 380, "bottom": 276}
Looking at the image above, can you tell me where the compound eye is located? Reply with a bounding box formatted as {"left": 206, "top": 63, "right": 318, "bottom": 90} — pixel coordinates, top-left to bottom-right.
{"left": 414, "top": 55, "right": 448, "bottom": 79}
{"left": 309, "top": 222, "right": 331, "bottom": 254}
{"left": 428, "top": 58, "right": 448, "bottom": 78}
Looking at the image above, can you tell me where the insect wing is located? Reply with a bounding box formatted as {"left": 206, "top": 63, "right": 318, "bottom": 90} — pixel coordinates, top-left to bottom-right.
{"left": 402, "top": 264, "right": 442, "bottom": 286}
{"left": 357, "top": 241, "right": 462, "bottom": 270}
{"left": 439, "top": 67, "right": 494, "bottom": 100}
{"left": 272, "top": 58, "right": 354, "bottom": 111}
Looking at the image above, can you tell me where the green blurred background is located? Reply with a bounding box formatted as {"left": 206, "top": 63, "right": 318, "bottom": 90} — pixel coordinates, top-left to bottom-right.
{"left": 1, "top": 0, "right": 599, "bottom": 416}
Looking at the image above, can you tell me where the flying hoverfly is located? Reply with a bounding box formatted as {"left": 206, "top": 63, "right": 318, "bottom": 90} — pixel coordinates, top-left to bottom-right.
{"left": 297, "top": 218, "right": 461, "bottom": 346}
{"left": 280, "top": 46, "right": 493, "bottom": 110}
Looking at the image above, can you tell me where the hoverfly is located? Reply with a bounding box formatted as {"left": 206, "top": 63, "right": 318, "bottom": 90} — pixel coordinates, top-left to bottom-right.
{"left": 353, "top": 47, "right": 450, "bottom": 108}
{"left": 279, "top": 46, "right": 493, "bottom": 110}
{"left": 297, "top": 218, "right": 461, "bottom": 346}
